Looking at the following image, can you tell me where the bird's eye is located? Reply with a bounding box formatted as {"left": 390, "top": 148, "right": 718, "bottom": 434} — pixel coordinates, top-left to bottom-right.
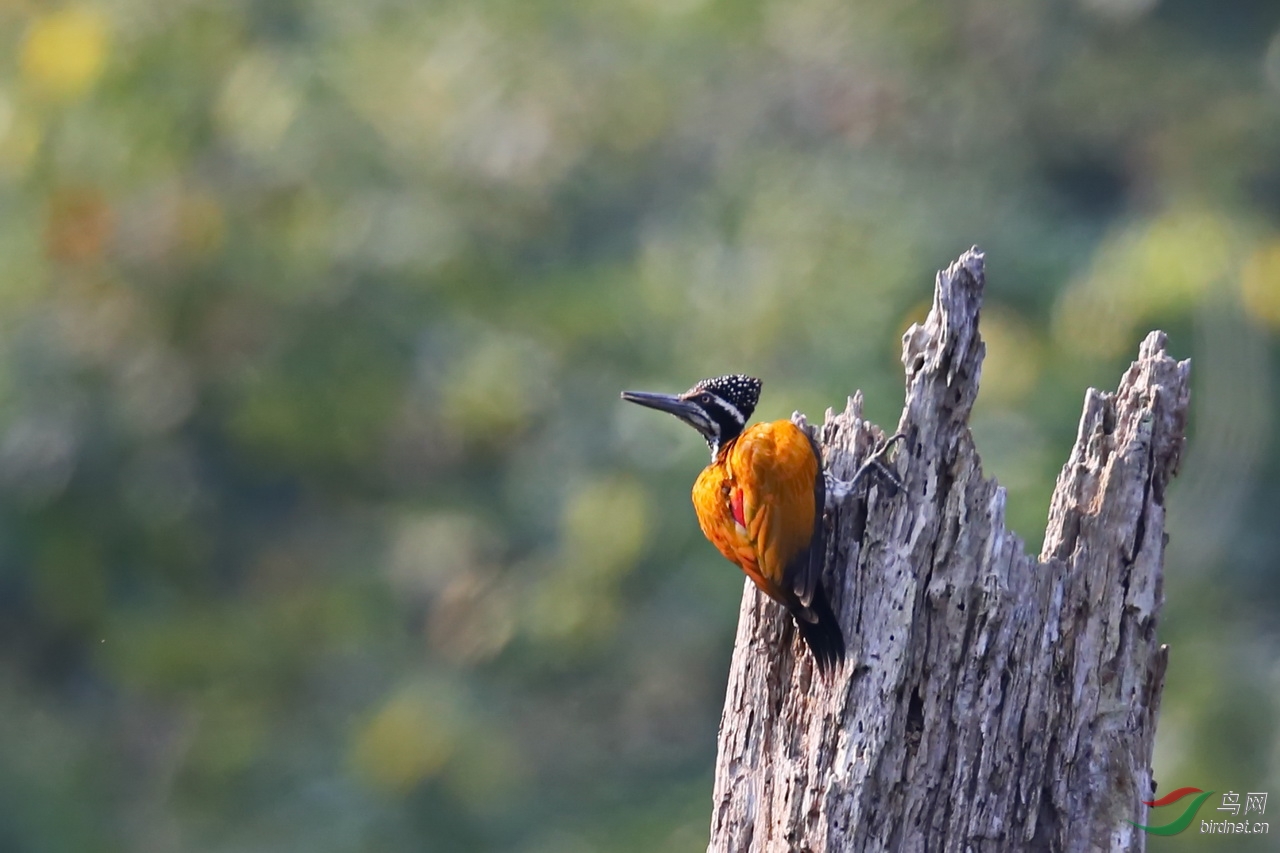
{"left": 699, "top": 394, "right": 712, "bottom": 404}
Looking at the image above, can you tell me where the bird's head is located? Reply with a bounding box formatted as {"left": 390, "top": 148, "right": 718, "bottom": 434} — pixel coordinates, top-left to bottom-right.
{"left": 621, "top": 374, "right": 762, "bottom": 456}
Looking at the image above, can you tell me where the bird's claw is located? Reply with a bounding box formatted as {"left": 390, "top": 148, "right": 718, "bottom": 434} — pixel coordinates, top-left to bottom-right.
{"left": 826, "top": 431, "right": 906, "bottom": 507}
{"left": 862, "top": 431, "right": 906, "bottom": 493}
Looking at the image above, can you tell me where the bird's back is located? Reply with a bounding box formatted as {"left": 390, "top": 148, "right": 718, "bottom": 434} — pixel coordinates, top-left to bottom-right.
{"left": 691, "top": 419, "right": 821, "bottom": 603}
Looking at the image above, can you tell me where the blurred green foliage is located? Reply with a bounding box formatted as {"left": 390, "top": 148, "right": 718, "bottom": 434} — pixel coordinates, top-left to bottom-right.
{"left": 0, "top": 0, "right": 1277, "bottom": 850}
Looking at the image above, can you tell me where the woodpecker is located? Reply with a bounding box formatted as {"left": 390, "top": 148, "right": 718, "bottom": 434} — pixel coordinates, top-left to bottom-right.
{"left": 622, "top": 375, "right": 902, "bottom": 676}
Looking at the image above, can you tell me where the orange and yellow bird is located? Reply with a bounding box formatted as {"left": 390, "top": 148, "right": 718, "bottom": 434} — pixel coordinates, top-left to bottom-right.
{"left": 622, "top": 374, "right": 902, "bottom": 676}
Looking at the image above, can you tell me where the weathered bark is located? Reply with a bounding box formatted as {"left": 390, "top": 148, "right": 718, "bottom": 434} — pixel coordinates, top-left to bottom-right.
{"left": 708, "top": 248, "right": 1189, "bottom": 853}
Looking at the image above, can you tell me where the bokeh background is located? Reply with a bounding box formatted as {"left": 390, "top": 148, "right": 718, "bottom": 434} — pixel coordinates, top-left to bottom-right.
{"left": 0, "top": 1, "right": 1278, "bottom": 850}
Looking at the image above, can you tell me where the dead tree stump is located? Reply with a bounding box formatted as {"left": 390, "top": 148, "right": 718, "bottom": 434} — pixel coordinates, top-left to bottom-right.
{"left": 708, "top": 248, "right": 1190, "bottom": 853}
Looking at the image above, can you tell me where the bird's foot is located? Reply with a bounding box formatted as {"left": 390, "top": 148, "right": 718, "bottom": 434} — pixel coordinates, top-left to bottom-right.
{"left": 826, "top": 432, "right": 906, "bottom": 507}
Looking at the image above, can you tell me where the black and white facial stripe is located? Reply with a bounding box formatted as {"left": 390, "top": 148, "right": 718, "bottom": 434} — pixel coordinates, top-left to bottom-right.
{"left": 684, "top": 374, "right": 761, "bottom": 455}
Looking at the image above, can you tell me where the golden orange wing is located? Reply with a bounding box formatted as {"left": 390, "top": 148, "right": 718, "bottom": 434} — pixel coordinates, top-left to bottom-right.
{"left": 690, "top": 420, "right": 822, "bottom": 604}
{"left": 730, "top": 421, "right": 821, "bottom": 593}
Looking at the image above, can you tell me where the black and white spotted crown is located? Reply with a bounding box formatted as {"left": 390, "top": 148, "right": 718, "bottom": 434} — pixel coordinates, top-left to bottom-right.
{"left": 690, "top": 374, "right": 762, "bottom": 423}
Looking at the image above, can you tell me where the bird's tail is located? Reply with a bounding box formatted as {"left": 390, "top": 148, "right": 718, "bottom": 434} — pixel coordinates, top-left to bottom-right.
{"left": 792, "top": 587, "right": 846, "bottom": 677}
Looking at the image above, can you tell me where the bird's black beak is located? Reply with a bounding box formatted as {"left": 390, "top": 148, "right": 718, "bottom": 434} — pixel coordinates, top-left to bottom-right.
{"left": 620, "top": 390, "right": 700, "bottom": 422}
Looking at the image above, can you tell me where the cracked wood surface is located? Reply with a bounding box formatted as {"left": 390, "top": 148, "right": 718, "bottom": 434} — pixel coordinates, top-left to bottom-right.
{"left": 708, "top": 248, "right": 1190, "bottom": 853}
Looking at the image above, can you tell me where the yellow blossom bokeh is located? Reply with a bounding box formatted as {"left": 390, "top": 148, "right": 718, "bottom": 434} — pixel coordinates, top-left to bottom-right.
{"left": 20, "top": 8, "right": 109, "bottom": 100}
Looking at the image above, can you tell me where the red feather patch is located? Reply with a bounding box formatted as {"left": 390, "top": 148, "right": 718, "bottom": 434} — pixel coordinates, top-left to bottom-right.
{"left": 730, "top": 487, "right": 745, "bottom": 528}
